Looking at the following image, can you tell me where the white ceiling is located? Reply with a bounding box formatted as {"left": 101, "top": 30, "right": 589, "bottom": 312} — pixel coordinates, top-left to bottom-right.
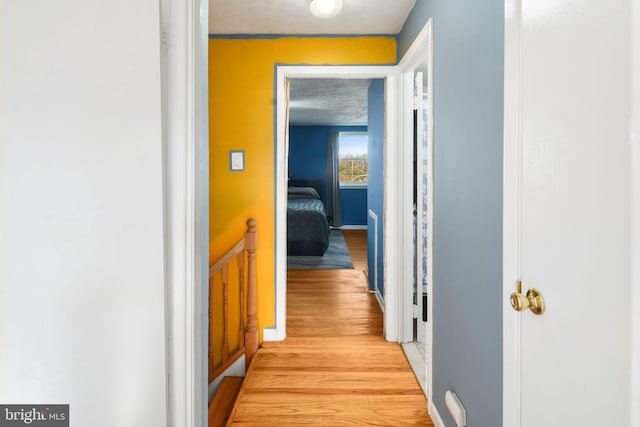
{"left": 209, "top": 0, "right": 416, "bottom": 35}
{"left": 210, "top": 0, "right": 416, "bottom": 126}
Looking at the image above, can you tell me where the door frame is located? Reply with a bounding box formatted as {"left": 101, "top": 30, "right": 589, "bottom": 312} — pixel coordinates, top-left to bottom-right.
{"left": 395, "top": 19, "right": 434, "bottom": 401}
{"left": 271, "top": 22, "right": 435, "bottom": 348}
{"left": 161, "top": 0, "right": 209, "bottom": 425}
{"left": 502, "top": 0, "right": 522, "bottom": 424}
{"left": 270, "top": 65, "right": 400, "bottom": 342}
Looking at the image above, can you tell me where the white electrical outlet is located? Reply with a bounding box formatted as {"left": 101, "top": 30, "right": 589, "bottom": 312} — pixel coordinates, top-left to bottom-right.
{"left": 445, "top": 390, "right": 466, "bottom": 427}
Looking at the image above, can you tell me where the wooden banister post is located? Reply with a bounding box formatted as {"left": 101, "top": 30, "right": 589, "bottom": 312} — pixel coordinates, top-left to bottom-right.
{"left": 208, "top": 276, "right": 214, "bottom": 381}
{"left": 237, "top": 252, "right": 246, "bottom": 349}
{"left": 221, "top": 265, "right": 229, "bottom": 363}
{"left": 244, "top": 218, "right": 258, "bottom": 366}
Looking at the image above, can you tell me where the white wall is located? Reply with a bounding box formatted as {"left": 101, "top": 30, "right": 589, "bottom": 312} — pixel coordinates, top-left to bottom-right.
{"left": 0, "top": 1, "right": 167, "bottom": 426}
{"left": 632, "top": 0, "right": 640, "bottom": 424}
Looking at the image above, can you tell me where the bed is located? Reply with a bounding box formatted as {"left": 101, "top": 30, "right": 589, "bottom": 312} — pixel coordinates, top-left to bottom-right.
{"left": 287, "top": 180, "right": 331, "bottom": 256}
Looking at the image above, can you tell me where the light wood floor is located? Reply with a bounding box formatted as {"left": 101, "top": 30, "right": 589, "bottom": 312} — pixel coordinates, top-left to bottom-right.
{"left": 227, "top": 230, "right": 433, "bottom": 426}
{"left": 342, "top": 229, "right": 368, "bottom": 271}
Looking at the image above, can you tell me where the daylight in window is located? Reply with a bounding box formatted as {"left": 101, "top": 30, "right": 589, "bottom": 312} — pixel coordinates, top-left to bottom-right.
{"left": 338, "top": 132, "right": 368, "bottom": 185}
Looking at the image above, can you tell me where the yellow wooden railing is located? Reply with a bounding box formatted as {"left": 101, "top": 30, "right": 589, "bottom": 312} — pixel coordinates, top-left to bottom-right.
{"left": 208, "top": 218, "right": 258, "bottom": 382}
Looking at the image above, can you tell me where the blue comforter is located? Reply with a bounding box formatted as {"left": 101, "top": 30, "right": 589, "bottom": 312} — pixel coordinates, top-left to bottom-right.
{"left": 287, "top": 198, "right": 330, "bottom": 253}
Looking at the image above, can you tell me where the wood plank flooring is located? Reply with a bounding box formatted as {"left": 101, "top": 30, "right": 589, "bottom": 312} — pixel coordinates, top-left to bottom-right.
{"left": 342, "top": 229, "right": 368, "bottom": 272}
{"left": 227, "top": 230, "right": 433, "bottom": 426}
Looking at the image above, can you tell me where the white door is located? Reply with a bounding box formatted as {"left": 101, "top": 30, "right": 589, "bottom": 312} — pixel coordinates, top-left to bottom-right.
{"left": 503, "top": 0, "right": 633, "bottom": 426}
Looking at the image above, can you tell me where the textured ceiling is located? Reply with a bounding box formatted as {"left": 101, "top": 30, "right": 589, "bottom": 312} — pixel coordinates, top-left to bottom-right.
{"left": 289, "top": 79, "right": 373, "bottom": 126}
{"left": 210, "top": 0, "right": 414, "bottom": 126}
{"left": 210, "top": 0, "right": 416, "bottom": 35}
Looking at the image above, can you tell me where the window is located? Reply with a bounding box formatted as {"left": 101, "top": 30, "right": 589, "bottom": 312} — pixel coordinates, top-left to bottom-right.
{"left": 338, "top": 132, "right": 368, "bottom": 186}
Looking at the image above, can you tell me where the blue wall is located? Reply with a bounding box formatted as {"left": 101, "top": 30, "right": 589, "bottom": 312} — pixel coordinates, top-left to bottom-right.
{"left": 340, "top": 187, "right": 367, "bottom": 225}
{"left": 367, "top": 79, "right": 385, "bottom": 296}
{"left": 289, "top": 125, "right": 368, "bottom": 226}
{"left": 398, "top": 2, "right": 504, "bottom": 426}
{"left": 288, "top": 126, "right": 329, "bottom": 183}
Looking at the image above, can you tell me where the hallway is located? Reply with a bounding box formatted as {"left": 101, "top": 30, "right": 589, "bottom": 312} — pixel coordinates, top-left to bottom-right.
{"left": 226, "top": 231, "right": 433, "bottom": 425}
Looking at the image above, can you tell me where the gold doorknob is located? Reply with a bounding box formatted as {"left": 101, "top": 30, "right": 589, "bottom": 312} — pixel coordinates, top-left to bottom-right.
{"left": 510, "top": 281, "right": 545, "bottom": 315}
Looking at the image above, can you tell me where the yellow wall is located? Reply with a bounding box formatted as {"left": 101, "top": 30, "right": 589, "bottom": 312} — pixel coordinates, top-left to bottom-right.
{"left": 208, "top": 37, "right": 396, "bottom": 339}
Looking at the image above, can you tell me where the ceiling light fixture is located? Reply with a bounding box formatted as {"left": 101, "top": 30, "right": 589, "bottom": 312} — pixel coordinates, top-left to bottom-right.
{"left": 310, "top": 0, "right": 343, "bottom": 19}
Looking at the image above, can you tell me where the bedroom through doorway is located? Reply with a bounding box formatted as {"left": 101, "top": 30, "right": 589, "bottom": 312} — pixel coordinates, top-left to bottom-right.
{"left": 271, "top": 21, "right": 434, "bottom": 405}
{"left": 270, "top": 65, "right": 398, "bottom": 342}
{"left": 285, "top": 77, "right": 379, "bottom": 334}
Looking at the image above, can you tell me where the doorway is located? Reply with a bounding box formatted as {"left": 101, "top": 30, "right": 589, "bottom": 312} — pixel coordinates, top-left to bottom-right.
{"left": 270, "top": 18, "right": 434, "bottom": 405}
{"left": 271, "top": 65, "right": 398, "bottom": 342}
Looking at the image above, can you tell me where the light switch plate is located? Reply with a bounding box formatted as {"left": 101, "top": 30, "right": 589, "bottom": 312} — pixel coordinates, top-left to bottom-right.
{"left": 229, "top": 150, "right": 244, "bottom": 172}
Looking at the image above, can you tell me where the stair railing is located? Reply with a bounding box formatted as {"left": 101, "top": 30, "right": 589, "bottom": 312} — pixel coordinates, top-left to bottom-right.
{"left": 208, "top": 218, "right": 258, "bottom": 382}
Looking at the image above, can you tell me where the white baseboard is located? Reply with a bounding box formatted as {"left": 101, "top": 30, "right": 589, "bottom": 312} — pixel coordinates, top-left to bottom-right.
{"left": 373, "top": 290, "right": 384, "bottom": 311}
{"left": 429, "top": 400, "right": 446, "bottom": 427}
{"left": 338, "top": 225, "right": 367, "bottom": 230}
{"left": 263, "top": 327, "right": 284, "bottom": 341}
{"left": 208, "top": 355, "right": 246, "bottom": 403}
{"left": 401, "top": 343, "right": 427, "bottom": 397}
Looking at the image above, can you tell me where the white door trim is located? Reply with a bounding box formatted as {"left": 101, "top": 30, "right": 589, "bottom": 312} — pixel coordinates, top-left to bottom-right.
{"left": 503, "top": 0, "right": 522, "bottom": 425}
{"left": 161, "top": 0, "right": 208, "bottom": 425}
{"left": 398, "top": 70, "right": 415, "bottom": 343}
{"left": 273, "top": 28, "right": 434, "bottom": 347}
{"left": 396, "top": 18, "right": 434, "bottom": 402}
{"left": 368, "top": 209, "right": 381, "bottom": 306}
{"left": 272, "top": 65, "right": 399, "bottom": 342}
